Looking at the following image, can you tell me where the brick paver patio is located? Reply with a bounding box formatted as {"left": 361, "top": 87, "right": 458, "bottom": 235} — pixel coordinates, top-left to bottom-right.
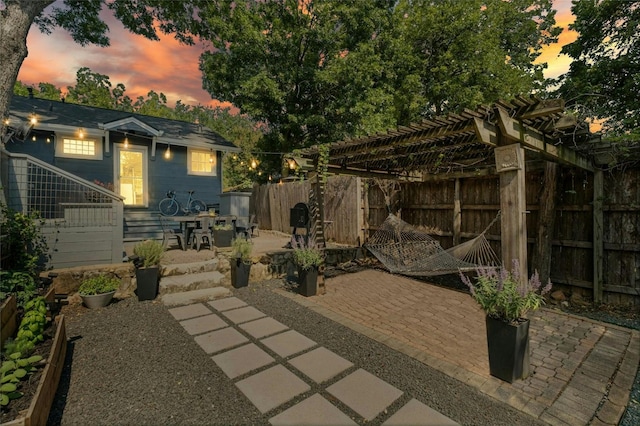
{"left": 294, "top": 269, "right": 640, "bottom": 426}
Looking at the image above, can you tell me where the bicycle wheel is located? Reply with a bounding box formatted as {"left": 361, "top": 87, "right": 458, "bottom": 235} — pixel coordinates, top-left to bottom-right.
{"left": 189, "top": 199, "right": 207, "bottom": 214}
{"left": 159, "top": 198, "right": 179, "bottom": 216}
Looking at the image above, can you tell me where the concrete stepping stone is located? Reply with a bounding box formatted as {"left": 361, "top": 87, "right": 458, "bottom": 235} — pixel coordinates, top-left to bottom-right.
{"left": 383, "top": 399, "right": 459, "bottom": 425}
{"left": 288, "top": 347, "right": 354, "bottom": 383}
{"left": 261, "top": 330, "right": 317, "bottom": 358}
{"left": 179, "top": 313, "right": 227, "bottom": 335}
{"left": 162, "top": 287, "right": 231, "bottom": 306}
{"left": 212, "top": 343, "right": 275, "bottom": 379}
{"left": 269, "top": 394, "right": 357, "bottom": 426}
{"left": 240, "top": 317, "right": 289, "bottom": 339}
{"left": 221, "top": 306, "right": 267, "bottom": 324}
{"left": 327, "top": 369, "right": 403, "bottom": 421}
{"left": 235, "top": 365, "right": 310, "bottom": 413}
{"left": 194, "top": 327, "right": 248, "bottom": 354}
{"left": 168, "top": 303, "right": 212, "bottom": 320}
{"left": 209, "top": 296, "right": 248, "bottom": 312}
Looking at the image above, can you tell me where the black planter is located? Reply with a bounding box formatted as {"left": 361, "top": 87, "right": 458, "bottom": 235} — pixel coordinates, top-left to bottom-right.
{"left": 485, "top": 316, "right": 530, "bottom": 383}
{"left": 214, "top": 229, "right": 234, "bottom": 247}
{"left": 135, "top": 266, "right": 159, "bottom": 301}
{"left": 231, "top": 260, "right": 251, "bottom": 288}
{"left": 297, "top": 267, "right": 318, "bottom": 297}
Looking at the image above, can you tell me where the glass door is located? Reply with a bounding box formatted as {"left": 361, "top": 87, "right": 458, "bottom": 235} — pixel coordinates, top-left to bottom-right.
{"left": 115, "top": 145, "right": 147, "bottom": 206}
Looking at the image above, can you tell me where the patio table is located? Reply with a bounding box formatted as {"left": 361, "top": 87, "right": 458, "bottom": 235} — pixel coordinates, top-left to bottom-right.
{"left": 171, "top": 215, "right": 238, "bottom": 249}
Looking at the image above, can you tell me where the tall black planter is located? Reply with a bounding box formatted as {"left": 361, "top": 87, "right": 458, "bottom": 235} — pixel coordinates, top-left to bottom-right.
{"left": 297, "top": 267, "right": 318, "bottom": 297}
{"left": 485, "top": 316, "right": 530, "bottom": 383}
{"left": 213, "top": 230, "right": 234, "bottom": 247}
{"left": 135, "top": 266, "right": 159, "bottom": 301}
{"left": 231, "top": 260, "right": 251, "bottom": 288}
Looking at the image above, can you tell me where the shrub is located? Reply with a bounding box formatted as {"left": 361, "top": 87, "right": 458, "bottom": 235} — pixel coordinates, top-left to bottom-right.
{"left": 290, "top": 235, "right": 324, "bottom": 270}
{"left": 133, "top": 240, "right": 164, "bottom": 267}
{"left": 231, "top": 238, "right": 253, "bottom": 262}
{"left": 460, "top": 260, "right": 552, "bottom": 324}
{"left": 79, "top": 275, "right": 120, "bottom": 295}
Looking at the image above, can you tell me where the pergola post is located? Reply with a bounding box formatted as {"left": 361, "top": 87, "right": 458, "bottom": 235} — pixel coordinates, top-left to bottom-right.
{"left": 495, "top": 144, "right": 528, "bottom": 279}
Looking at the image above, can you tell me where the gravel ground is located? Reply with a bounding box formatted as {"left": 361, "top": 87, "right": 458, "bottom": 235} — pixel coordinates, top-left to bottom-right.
{"left": 47, "top": 279, "right": 551, "bottom": 426}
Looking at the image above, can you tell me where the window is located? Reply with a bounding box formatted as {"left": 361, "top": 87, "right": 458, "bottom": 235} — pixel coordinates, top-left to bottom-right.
{"left": 188, "top": 148, "right": 217, "bottom": 176}
{"left": 55, "top": 136, "right": 103, "bottom": 160}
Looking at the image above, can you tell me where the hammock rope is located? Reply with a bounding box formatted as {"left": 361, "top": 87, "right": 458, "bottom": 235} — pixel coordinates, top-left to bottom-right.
{"left": 364, "top": 213, "right": 502, "bottom": 276}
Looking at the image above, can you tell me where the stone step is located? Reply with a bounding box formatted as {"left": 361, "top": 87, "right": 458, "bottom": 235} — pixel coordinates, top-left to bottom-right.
{"left": 159, "top": 271, "right": 228, "bottom": 295}
{"left": 161, "top": 287, "right": 231, "bottom": 306}
{"left": 161, "top": 259, "right": 222, "bottom": 277}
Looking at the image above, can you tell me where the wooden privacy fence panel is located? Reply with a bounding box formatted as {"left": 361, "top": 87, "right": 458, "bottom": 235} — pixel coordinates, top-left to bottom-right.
{"left": 602, "top": 169, "right": 640, "bottom": 304}
{"left": 366, "top": 167, "right": 639, "bottom": 306}
{"left": 251, "top": 176, "right": 360, "bottom": 245}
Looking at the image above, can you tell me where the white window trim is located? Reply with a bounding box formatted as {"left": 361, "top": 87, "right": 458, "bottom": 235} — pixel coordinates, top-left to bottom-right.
{"left": 187, "top": 147, "right": 217, "bottom": 176}
{"left": 55, "top": 134, "right": 103, "bottom": 160}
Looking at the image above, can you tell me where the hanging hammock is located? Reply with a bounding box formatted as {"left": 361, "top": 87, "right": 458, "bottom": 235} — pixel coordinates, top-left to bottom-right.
{"left": 364, "top": 213, "right": 502, "bottom": 276}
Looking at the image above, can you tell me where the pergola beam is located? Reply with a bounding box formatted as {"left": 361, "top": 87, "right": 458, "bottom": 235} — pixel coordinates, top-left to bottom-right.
{"left": 495, "top": 108, "right": 594, "bottom": 171}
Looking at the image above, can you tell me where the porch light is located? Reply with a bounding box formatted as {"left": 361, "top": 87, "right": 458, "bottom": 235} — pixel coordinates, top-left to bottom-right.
{"left": 164, "top": 144, "right": 171, "bottom": 159}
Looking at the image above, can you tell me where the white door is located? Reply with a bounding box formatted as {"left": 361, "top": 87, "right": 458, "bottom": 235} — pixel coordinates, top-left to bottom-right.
{"left": 115, "top": 145, "right": 147, "bottom": 207}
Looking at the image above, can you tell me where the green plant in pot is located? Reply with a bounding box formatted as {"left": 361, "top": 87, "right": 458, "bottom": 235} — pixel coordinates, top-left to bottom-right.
{"left": 78, "top": 274, "right": 120, "bottom": 309}
{"left": 460, "top": 260, "right": 552, "bottom": 382}
{"left": 291, "top": 235, "right": 324, "bottom": 297}
{"left": 132, "top": 240, "right": 164, "bottom": 301}
{"left": 213, "top": 224, "right": 234, "bottom": 247}
{"left": 230, "top": 238, "right": 253, "bottom": 288}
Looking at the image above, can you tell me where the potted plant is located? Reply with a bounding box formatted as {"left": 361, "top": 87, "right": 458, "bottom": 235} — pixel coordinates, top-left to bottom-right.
{"left": 460, "top": 260, "right": 552, "bottom": 382}
{"left": 230, "top": 238, "right": 252, "bottom": 288}
{"left": 213, "top": 224, "right": 234, "bottom": 247}
{"left": 132, "top": 240, "right": 164, "bottom": 301}
{"left": 291, "top": 235, "right": 324, "bottom": 297}
{"left": 78, "top": 275, "right": 120, "bottom": 309}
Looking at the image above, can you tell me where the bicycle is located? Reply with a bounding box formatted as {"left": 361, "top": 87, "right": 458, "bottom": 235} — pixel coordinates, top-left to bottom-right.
{"left": 158, "top": 190, "right": 207, "bottom": 216}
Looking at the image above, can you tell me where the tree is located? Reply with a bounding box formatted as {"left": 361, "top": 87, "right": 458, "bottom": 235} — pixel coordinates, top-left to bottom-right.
{"left": 66, "top": 67, "right": 132, "bottom": 109}
{"left": 392, "top": 0, "right": 561, "bottom": 118}
{"left": 197, "top": 0, "right": 561, "bottom": 178}
{"left": 0, "top": 0, "right": 203, "bottom": 138}
{"left": 198, "top": 0, "right": 397, "bottom": 175}
{"left": 556, "top": 0, "right": 640, "bottom": 134}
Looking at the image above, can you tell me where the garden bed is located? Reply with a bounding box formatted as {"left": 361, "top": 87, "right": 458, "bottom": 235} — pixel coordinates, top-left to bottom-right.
{"left": 0, "top": 315, "right": 66, "bottom": 426}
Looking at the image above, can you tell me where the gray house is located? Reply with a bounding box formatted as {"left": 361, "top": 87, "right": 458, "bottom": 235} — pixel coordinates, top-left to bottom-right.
{"left": 1, "top": 94, "right": 240, "bottom": 268}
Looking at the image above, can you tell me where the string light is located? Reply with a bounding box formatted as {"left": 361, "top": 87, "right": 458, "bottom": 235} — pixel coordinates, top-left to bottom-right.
{"left": 124, "top": 135, "right": 129, "bottom": 149}
{"left": 164, "top": 144, "right": 171, "bottom": 159}
{"left": 209, "top": 149, "right": 214, "bottom": 164}
{"left": 78, "top": 128, "right": 84, "bottom": 138}
{"left": 29, "top": 115, "right": 37, "bottom": 125}
{"left": 250, "top": 159, "right": 258, "bottom": 169}
{"left": 32, "top": 136, "right": 36, "bottom": 141}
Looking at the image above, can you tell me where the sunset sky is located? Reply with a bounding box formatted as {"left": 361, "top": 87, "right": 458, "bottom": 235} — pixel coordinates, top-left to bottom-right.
{"left": 17, "top": 0, "right": 577, "bottom": 109}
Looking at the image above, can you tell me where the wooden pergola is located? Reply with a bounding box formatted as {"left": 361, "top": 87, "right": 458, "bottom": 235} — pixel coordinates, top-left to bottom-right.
{"left": 294, "top": 95, "right": 605, "bottom": 300}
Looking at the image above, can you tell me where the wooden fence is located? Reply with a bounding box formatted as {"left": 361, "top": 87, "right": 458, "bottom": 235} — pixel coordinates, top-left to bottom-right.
{"left": 252, "top": 167, "right": 639, "bottom": 306}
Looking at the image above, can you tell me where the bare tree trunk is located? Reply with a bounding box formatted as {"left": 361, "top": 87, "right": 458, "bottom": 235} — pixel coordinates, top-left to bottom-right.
{"left": 0, "top": 1, "right": 53, "bottom": 138}
{"left": 532, "top": 161, "right": 558, "bottom": 283}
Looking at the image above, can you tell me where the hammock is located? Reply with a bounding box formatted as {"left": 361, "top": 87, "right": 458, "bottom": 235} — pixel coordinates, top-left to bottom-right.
{"left": 364, "top": 213, "right": 501, "bottom": 276}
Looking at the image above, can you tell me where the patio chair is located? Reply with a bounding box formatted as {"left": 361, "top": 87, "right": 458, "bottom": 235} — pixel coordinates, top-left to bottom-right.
{"left": 159, "top": 215, "right": 187, "bottom": 250}
{"left": 236, "top": 214, "right": 259, "bottom": 240}
{"left": 192, "top": 217, "right": 215, "bottom": 251}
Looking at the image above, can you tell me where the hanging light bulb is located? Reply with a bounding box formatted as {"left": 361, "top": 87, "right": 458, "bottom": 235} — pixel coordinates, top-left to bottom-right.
{"left": 78, "top": 128, "right": 84, "bottom": 138}
{"left": 46, "top": 137, "right": 51, "bottom": 143}
{"left": 164, "top": 144, "right": 171, "bottom": 159}
{"left": 209, "top": 150, "right": 214, "bottom": 164}
{"left": 124, "top": 135, "right": 129, "bottom": 149}
{"left": 32, "top": 135, "right": 36, "bottom": 141}
{"left": 250, "top": 159, "right": 258, "bottom": 169}
{"left": 30, "top": 115, "right": 37, "bottom": 125}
